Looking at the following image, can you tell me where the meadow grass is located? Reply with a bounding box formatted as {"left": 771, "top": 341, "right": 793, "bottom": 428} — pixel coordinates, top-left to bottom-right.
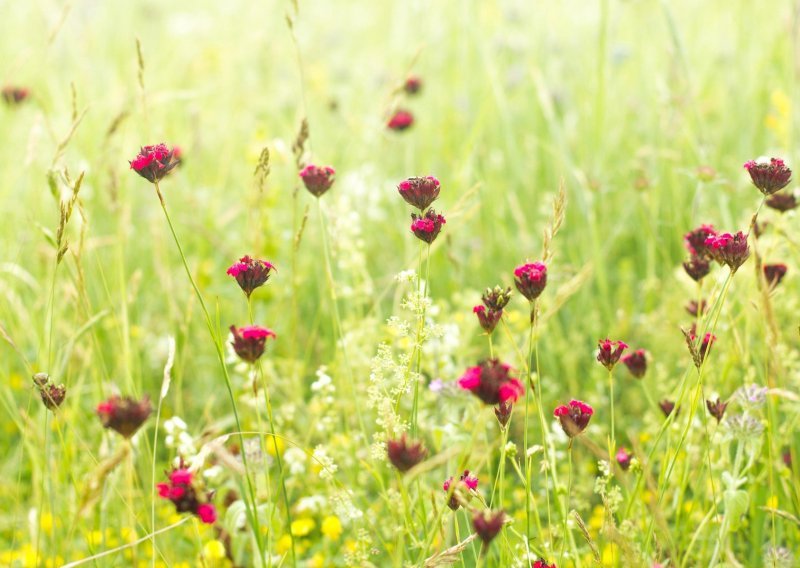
{"left": 1, "top": 0, "right": 799, "bottom": 566}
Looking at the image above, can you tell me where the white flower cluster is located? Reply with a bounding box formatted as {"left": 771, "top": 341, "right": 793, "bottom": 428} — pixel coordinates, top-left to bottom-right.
{"left": 312, "top": 445, "right": 338, "bottom": 480}
{"left": 163, "top": 417, "right": 196, "bottom": 458}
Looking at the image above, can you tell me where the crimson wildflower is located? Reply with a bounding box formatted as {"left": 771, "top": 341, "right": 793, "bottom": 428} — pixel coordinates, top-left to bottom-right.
{"left": 473, "top": 305, "right": 502, "bottom": 334}
{"left": 397, "top": 175, "right": 440, "bottom": 210}
{"left": 32, "top": 373, "right": 66, "bottom": 411}
{"left": 2, "top": 86, "right": 29, "bottom": 104}
{"left": 706, "top": 398, "right": 728, "bottom": 423}
{"left": 685, "top": 299, "right": 707, "bottom": 317}
{"left": 616, "top": 447, "right": 632, "bottom": 471}
{"left": 597, "top": 339, "right": 628, "bottom": 371}
{"left": 472, "top": 509, "right": 505, "bottom": 547}
{"left": 157, "top": 463, "right": 217, "bottom": 525}
{"left": 744, "top": 158, "right": 792, "bottom": 195}
{"left": 683, "top": 255, "right": 711, "bottom": 282}
{"left": 230, "top": 325, "right": 276, "bottom": 363}
{"left": 96, "top": 395, "right": 152, "bottom": 438}
{"left": 533, "top": 560, "right": 556, "bottom": 568}
{"left": 514, "top": 262, "right": 547, "bottom": 302}
{"left": 684, "top": 328, "right": 716, "bottom": 368}
{"left": 482, "top": 286, "right": 513, "bottom": 311}
{"left": 553, "top": 399, "right": 594, "bottom": 438}
{"left": 387, "top": 434, "right": 427, "bottom": 472}
{"left": 410, "top": 209, "right": 446, "bottom": 243}
{"left": 763, "top": 263, "right": 788, "bottom": 288}
{"left": 129, "top": 144, "right": 179, "bottom": 183}
{"left": 659, "top": 399, "right": 678, "bottom": 417}
{"left": 705, "top": 231, "right": 750, "bottom": 272}
{"left": 684, "top": 224, "right": 717, "bottom": 258}
{"left": 783, "top": 449, "right": 792, "bottom": 470}
{"left": 621, "top": 349, "right": 647, "bottom": 379}
{"left": 299, "top": 164, "right": 335, "bottom": 197}
{"left": 404, "top": 76, "right": 422, "bottom": 94}
{"left": 227, "top": 255, "right": 275, "bottom": 297}
{"left": 765, "top": 192, "right": 798, "bottom": 213}
{"left": 442, "top": 470, "right": 479, "bottom": 510}
{"left": 458, "top": 359, "right": 524, "bottom": 405}
{"left": 387, "top": 109, "right": 414, "bottom": 131}
{"left": 494, "top": 400, "right": 513, "bottom": 428}
{"left": 40, "top": 383, "right": 67, "bottom": 411}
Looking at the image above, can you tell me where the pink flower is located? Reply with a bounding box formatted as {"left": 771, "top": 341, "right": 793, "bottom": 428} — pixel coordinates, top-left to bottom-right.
{"left": 230, "top": 325, "right": 276, "bottom": 363}
{"left": 744, "top": 158, "right": 792, "bottom": 195}
{"left": 532, "top": 560, "right": 556, "bottom": 568}
{"left": 404, "top": 76, "right": 423, "bottom": 95}
{"left": 597, "top": 339, "right": 628, "bottom": 371}
{"left": 387, "top": 109, "right": 414, "bottom": 131}
{"left": 554, "top": 399, "right": 594, "bottom": 438}
{"left": 621, "top": 349, "right": 647, "bottom": 379}
{"left": 387, "top": 434, "right": 428, "bottom": 473}
{"left": 170, "top": 469, "right": 193, "bottom": 485}
{"left": 397, "top": 176, "right": 440, "bottom": 210}
{"left": 684, "top": 224, "right": 717, "bottom": 257}
{"left": 616, "top": 447, "right": 632, "bottom": 471}
{"left": 96, "top": 395, "right": 152, "bottom": 438}
{"left": 2, "top": 86, "right": 30, "bottom": 105}
{"left": 514, "top": 262, "right": 547, "bottom": 302}
{"left": 704, "top": 231, "right": 750, "bottom": 272}
{"left": 683, "top": 255, "right": 711, "bottom": 282}
{"left": 473, "top": 305, "right": 502, "bottom": 334}
{"left": 763, "top": 263, "right": 788, "bottom": 287}
{"left": 458, "top": 359, "right": 523, "bottom": 405}
{"left": 765, "top": 192, "right": 798, "bottom": 212}
{"left": 442, "top": 470, "right": 479, "bottom": 510}
{"left": 472, "top": 509, "right": 505, "bottom": 546}
{"left": 196, "top": 503, "right": 217, "bottom": 524}
{"left": 410, "top": 209, "right": 446, "bottom": 244}
{"left": 129, "top": 144, "right": 179, "bottom": 183}
{"left": 157, "top": 483, "right": 171, "bottom": 498}
{"left": 299, "top": 164, "right": 336, "bottom": 197}
{"left": 227, "top": 255, "right": 275, "bottom": 297}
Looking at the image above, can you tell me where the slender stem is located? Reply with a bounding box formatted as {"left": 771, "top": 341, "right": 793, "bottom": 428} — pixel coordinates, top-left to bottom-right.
{"left": 559, "top": 443, "right": 573, "bottom": 565}
{"left": 153, "top": 180, "right": 266, "bottom": 567}
{"left": 524, "top": 302, "right": 534, "bottom": 552}
{"left": 608, "top": 368, "right": 616, "bottom": 461}
{"left": 261, "top": 370, "right": 296, "bottom": 567}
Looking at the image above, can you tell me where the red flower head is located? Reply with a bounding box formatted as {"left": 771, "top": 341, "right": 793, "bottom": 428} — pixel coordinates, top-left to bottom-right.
{"left": 386, "top": 434, "right": 428, "bottom": 473}
{"left": 397, "top": 175, "right": 440, "bottom": 210}
{"left": 659, "top": 399, "right": 678, "bottom": 418}
{"left": 706, "top": 398, "right": 728, "bottom": 423}
{"left": 494, "top": 400, "right": 513, "bottom": 428}
{"left": 685, "top": 328, "right": 716, "bottom": 368}
{"left": 387, "top": 109, "right": 414, "bottom": 131}
{"left": 621, "top": 349, "right": 647, "bottom": 379}
{"left": 472, "top": 509, "right": 506, "bottom": 547}
{"left": 597, "top": 339, "right": 628, "bottom": 371}
{"left": 2, "top": 86, "right": 30, "bottom": 105}
{"left": 458, "top": 359, "right": 524, "bottom": 406}
{"left": 227, "top": 255, "right": 275, "bottom": 297}
{"left": 40, "top": 383, "right": 67, "bottom": 411}
{"left": 158, "top": 461, "right": 217, "bottom": 524}
{"left": 685, "top": 299, "right": 707, "bottom": 317}
{"left": 616, "top": 447, "right": 632, "bottom": 471}
{"left": 473, "top": 305, "right": 502, "bottom": 334}
{"left": 514, "top": 262, "right": 547, "bottom": 302}
{"left": 403, "top": 76, "right": 423, "bottom": 95}
{"left": 763, "top": 263, "right": 788, "bottom": 288}
{"left": 410, "top": 209, "right": 446, "bottom": 244}
{"left": 554, "top": 399, "right": 594, "bottom": 438}
{"left": 442, "top": 470, "right": 479, "bottom": 510}
{"left": 683, "top": 255, "right": 711, "bottom": 282}
{"left": 299, "top": 164, "right": 336, "bottom": 197}
{"left": 230, "top": 325, "right": 276, "bottom": 363}
{"left": 96, "top": 395, "right": 152, "bottom": 438}
{"left": 532, "top": 560, "right": 557, "bottom": 568}
{"left": 129, "top": 144, "right": 179, "bottom": 183}
{"left": 765, "top": 192, "right": 798, "bottom": 213}
{"left": 744, "top": 158, "right": 792, "bottom": 195}
{"left": 705, "top": 231, "right": 750, "bottom": 272}
{"left": 684, "top": 225, "right": 717, "bottom": 258}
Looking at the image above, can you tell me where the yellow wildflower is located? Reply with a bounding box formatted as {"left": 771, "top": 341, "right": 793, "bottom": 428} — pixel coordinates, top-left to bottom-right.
{"left": 321, "top": 515, "right": 343, "bottom": 540}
